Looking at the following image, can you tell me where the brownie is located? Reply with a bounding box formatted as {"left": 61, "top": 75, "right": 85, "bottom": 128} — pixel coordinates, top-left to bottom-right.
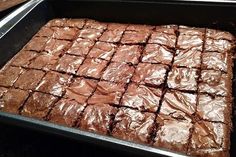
{"left": 44, "top": 38, "right": 71, "bottom": 56}
{"left": 173, "top": 48, "right": 201, "bottom": 68}
{"left": 14, "top": 69, "right": 45, "bottom": 90}
{"left": 0, "top": 87, "right": 8, "bottom": 97}
{"left": 64, "top": 18, "right": 85, "bottom": 28}
{"left": 205, "top": 38, "right": 233, "bottom": 53}
{"left": 179, "top": 26, "right": 205, "bottom": 36}
{"left": 177, "top": 34, "right": 203, "bottom": 50}
{"left": 99, "top": 29, "right": 124, "bottom": 43}
{"left": 49, "top": 98, "right": 86, "bottom": 127}
{"left": 0, "top": 66, "right": 25, "bottom": 87}
{"left": 28, "top": 53, "right": 59, "bottom": 70}
{"left": 148, "top": 32, "right": 177, "bottom": 48}
{"left": 155, "top": 25, "right": 178, "bottom": 35}
{"left": 35, "top": 26, "right": 54, "bottom": 38}
{"left": 65, "top": 78, "right": 98, "bottom": 103}
{"left": 77, "top": 58, "right": 108, "bottom": 79}
{"left": 107, "top": 23, "right": 127, "bottom": 30}
{"left": 78, "top": 28, "right": 103, "bottom": 41}
{"left": 87, "top": 42, "right": 117, "bottom": 60}
{"left": 112, "top": 107, "right": 155, "bottom": 143}
{"left": 197, "top": 94, "right": 230, "bottom": 123}
{"left": 206, "top": 28, "right": 235, "bottom": 41}
{"left": 121, "top": 30, "right": 150, "bottom": 44}
{"left": 189, "top": 148, "right": 229, "bottom": 157}
{"left": 10, "top": 50, "right": 38, "bottom": 67}
{"left": 112, "top": 45, "right": 142, "bottom": 65}
{"left": 24, "top": 37, "right": 49, "bottom": 52}
{"left": 45, "top": 18, "right": 66, "bottom": 27}
{"left": 0, "top": 88, "right": 29, "bottom": 114}
{"left": 142, "top": 44, "right": 173, "bottom": 65}
{"left": 199, "top": 70, "right": 229, "bottom": 96}
{"left": 154, "top": 114, "right": 193, "bottom": 152}
{"left": 121, "top": 83, "right": 162, "bottom": 112}
{"left": 80, "top": 104, "right": 117, "bottom": 135}
{"left": 85, "top": 19, "right": 107, "bottom": 30}
{"left": 88, "top": 81, "right": 125, "bottom": 105}
{"left": 52, "top": 54, "right": 84, "bottom": 74}
{"left": 202, "top": 52, "right": 228, "bottom": 72}
{"left": 160, "top": 90, "right": 197, "bottom": 117}
{"left": 35, "top": 71, "right": 72, "bottom": 97}
{"left": 102, "top": 62, "right": 135, "bottom": 83}
{"left": 132, "top": 63, "right": 168, "bottom": 87}
{"left": 167, "top": 67, "right": 199, "bottom": 91}
{"left": 52, "top": 27, "right": 78, "bottom": 40}
{"left": 126, "top": 24, "right": 154, "bottom": 32}
{"left": 67, "top": 38, "right": 94, "bottom": 56}
{"left": 21, "top": 92, "right": 58, "bottom": 119}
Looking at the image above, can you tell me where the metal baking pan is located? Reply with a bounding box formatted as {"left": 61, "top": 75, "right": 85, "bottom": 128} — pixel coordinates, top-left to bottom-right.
{"left": 0, "top": 0, "right": 235, "bottom": 156}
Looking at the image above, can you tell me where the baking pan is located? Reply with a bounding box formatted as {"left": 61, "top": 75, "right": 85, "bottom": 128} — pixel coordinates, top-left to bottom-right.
{"left": 0, "top": 0, "right": 235, "bottom": 156}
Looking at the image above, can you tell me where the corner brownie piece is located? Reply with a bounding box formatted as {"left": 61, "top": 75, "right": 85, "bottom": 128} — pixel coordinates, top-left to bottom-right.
{"left": 121, "top": 30, "right": 150, "bottom": 44}
{"left": 67, "top": 38, "right": 94, "bottom": 56}
{"left": 64, "top": 19, "right": 85, "bottom": 28}
{"left": 173, "top": 48, "right": 201, "bottom": 68}
{"left": 121, "top": 83, "right": 162, "bottom": 112}
{"left": 21, "top": 92, "right": 58, "bottom": 119}
{"left": 99, "top": 29, "right": 124, "bottom": 43}
{"left": 142, "top": 44, "right": 174, "bottom": 65}
{"left": 52, "top": 54, "right": 84, "bottom": 74}
{"left": 14, "top": 69, "right": 45, "bottom": 90}
{"left": 112, "top": 45, "right": 142, "bottom": 65}
{"left": 77, "top": 58, "right": 108, "bottom": 79}
{"left": 85, "top": 19, "right": 107, "bottom": 30}
{"left": 167, "top": 67, "right": 199, "bottom": 91}
{"left": 24, "top": 37, "right": 49, "bottom": 52}
{"left": 88, "top": 81, "right": 125, "bottom": 105}
{"left": 0, "top": 66, "right": 24, "bottom": 87}
{"left": 112, "top": 107, "right": 155, "bottom": 144}
{"left": 44, "top": 38, "right": 71, "bottom": 56}
{"left": 197, "top": 94, "right": 230, "bottom": 123}
{"left": 78, "top": 28, "right": 103, "bottom": 41}
{"left": 206, "top": 28, "right": 235, "bottom": 41}
{"left": 65, "top": 78, "right": 98, "bottom": 103}
{"left": 132, "top": 63, "right": 168, "bottom": 87}
{"left": 48, "top": 98, "right": 86, "bottom": 127}
{"left": 87, "top": 42, "right": 117, "bottom": 61}
{"left": 10, "top": 50, "right": 38, "bottom": 67}
{"left": 102, "top": 62, "right": 135, "bottom": 83}
{"left": 199, "top": 70, "right": 229, "bottom": 96}
{"left": 205, "top": 38, "right": 233, "bottom": 53}
{"left": 36, "top": 71, "right": 72, "bottom": 97}
{"left": 80, "top": 104, "right": 117, "bottom": 135}
{"left": 148, "top": 32, "right": 177, "bottom": 48}
{"left": 154, "top": 114, "right": 193, "bottom": 152}
{"left": 0, "top": 88, "right": 29, "bottom": 114}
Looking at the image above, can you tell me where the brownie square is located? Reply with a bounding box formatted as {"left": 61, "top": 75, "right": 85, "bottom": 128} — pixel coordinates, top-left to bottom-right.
{"left": 160, "top": 90, "right": 197, "bottom": 117}
{"left": 202, "top": 52, "right": 228, "bottom": 72}
{"left": 121, "top": 83, "right": 162, "bottom": 112}
{"left": 21, "top": 92, "right": 58, "bottom": 119}
{"left": 148, "top": 32, "right": 177, "bottom": 48}
{"left": 64, "top": 19, "right": 85, "bottom": 28}
{"left": 52, "top": 27, "right": 78, "bottom": 40}
{"left": 199, "top": 70, "right": 229, "bottom": 96}
{"left": 88, "top": 81, "right": 125, "bottom": 105}
{"left": 49, "top": 98, "right": 86, "bottom": 127}
{"left": 11, "top": 50, "right": 38, "bottom": 67}
{"left": 77, "top": 58, "right": 108, "bottom": 79}
{"left": 44, "top": 38, "right": 71, "bottom": 56}
{"left": 28, "top": 53, "right": 59, "bottom": 70}
{"left": 14, "top": 69, "right": 45, "bottom": 90}
{"left": 206, "top": 28, "right": 234, "bottom": 41}
{"left": 155, "top": 25, "right": 178, "bottom": 35}
{"left": 35, "top": 26, "right": 54, "bottom": 38}
{"left": 173, "top": 48, "right": 201, "bottom": 68}
{"left": 0, "top": 87, "right": 7, "bottom": 97}
{"left": 154, "top": 114, "right": 193, "bottom": 152}
{"left": 67, "top": 38, "right": 94, "bottom": 56}
{"left": 179, "top": 26, "right": 205, "bottom": 36}
{"left": 24, "top": 37, "right": 49, "bottom": 52}
{"left": 87, "top": 42, "right": 117, "bottom": 60}
{"left": 84, "top": 19, "right": 107, "bottom": 30}
{"left": 142, "top": 44, "right": 174, "bottom": 65}
{"left": 197, "top": 94, "right": 230, "bottom": 123}
{"left": 132, "top": 63, "right": 168, "bottom": 87}
{"left": 52, "top": 54, "right": 84, "bottom": 74}
{"left": 205, "top": 38, "right": 233, "bottom": 53}
{"left": 78, "top": 28, "right": 103, "bottom": 41}
{"left": 121, "top": 31, "right": 150, "bottom": 44}
{"left": 177, "top": 34, "right": 203, "bottom": 50}
{"left": 112, "top": 107, "right": 155, "bottom": 144}
{"left": 80, "top": 104, "right": 117, "bottom": 135}
{"left": 45, "top": 19, "right": 66, "bottom": 27}
{"left": 167, "top": 67, "right": 199, "bottom": 91}
{"left": 0, "top": 88, "right": 29, "bottom": 114}
{"left": 36, "top": 71, "right": 72, "bottom": 97}
{"left": 99, "top": 29, "right": 124, "bottom": 43}
{"left": 0, "top": 66, "right": 24, "bottom": 87}
{"left": 107, "top": 23, "right": 127, "bottom": 30}
{"left": 126, "top": 24, "right": 154, "bottom": 32}
{"left": 65, "top": 78, "right": 98, "bottom": 103}
{"left": 102, "top": 62, "right": 135, "bottom": 83}
{"left": 112, "top": 45, "right": 142, "bottom": 65}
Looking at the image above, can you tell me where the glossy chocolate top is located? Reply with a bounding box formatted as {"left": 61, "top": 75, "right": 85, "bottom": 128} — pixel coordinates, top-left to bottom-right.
{"left": 148, "top": 32, "right": 176, "bottom": 48}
